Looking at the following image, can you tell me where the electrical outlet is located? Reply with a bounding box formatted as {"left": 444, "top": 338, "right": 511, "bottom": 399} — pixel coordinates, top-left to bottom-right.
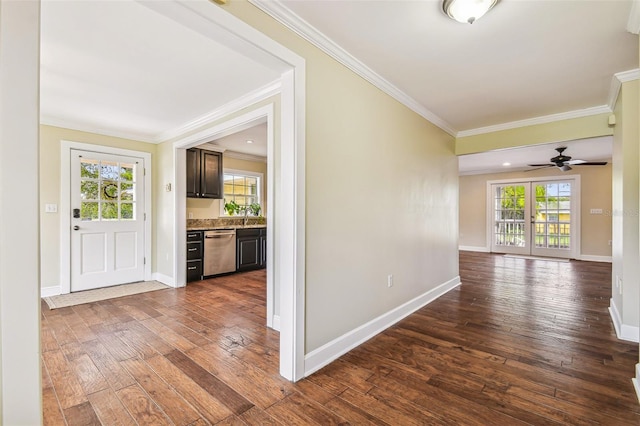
{"left": 45, "top": 203, "right": 57, "bottom": 213}
{"left": 387, "top": 274, "right": 393, "bottom": 288}
{"left": 188, "top": 212, "right": 193, "bottom": 219}
{"left": 590, "top": 208, "right": 603, "bottom": 214}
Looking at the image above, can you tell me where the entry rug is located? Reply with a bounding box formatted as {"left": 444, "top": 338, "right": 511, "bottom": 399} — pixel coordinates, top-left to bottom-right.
{"left": 43, "top": 281, "right": 170, "bottom": 309}
{"left": 503, "top": 254, "right": 570, "bottom": 263}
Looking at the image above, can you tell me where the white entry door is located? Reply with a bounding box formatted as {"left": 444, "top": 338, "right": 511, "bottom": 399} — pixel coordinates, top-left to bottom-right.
{"left": 490, "top": 179, "right": 576, "bottom": 258}
{"left": 71, "top": 149, "right": 145, "bottom": 292}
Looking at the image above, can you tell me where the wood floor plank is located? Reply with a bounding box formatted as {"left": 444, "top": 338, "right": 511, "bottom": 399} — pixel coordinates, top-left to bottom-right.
{"left": 87, "top": 388, "right": 137, "bottom": 426}
{"left": 115, "top": 384, "right": 173, "bottom": 425}
{"left": 120, "top": 357, "right": 203, "bottom": 425}
{"left": 42, "top": 387, "right": 66, "bottom": 426}
{"left": 42, "top": 349, "right": 88, "bottom": 409}
{"left": 146, "top": 354, "right": 234, "bottom": 423}
{"left": 165, "top": 349, "right": 254, "bottom": 416}
{"left": 62, "top": 401, "right": 101, "bottom": 426}
{"left": 82, "top": 339, "right": 136, "bottom": 391}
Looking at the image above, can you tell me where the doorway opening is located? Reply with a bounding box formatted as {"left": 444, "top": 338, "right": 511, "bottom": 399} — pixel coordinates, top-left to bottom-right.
{"left": 488, "top": 176, "right": 581, "bottom": 259}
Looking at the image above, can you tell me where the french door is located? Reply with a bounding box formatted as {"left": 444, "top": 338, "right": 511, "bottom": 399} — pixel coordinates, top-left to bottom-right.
{"left": 490, "top": 179, "right": 577, "bottom": 258}
{"left": 70, "top": 149, "right": 145, "bottom": 291}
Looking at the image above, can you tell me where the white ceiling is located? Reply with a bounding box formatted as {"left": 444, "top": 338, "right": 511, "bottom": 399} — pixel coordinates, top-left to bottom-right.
{"left": 40, "top": 1, "right": 280, "bottom": 143}
{"left": 40, "top": 0, "right": 636, "bottom": 169}
{"left": 202, "top": 122, "right": 268, "bottom": 158}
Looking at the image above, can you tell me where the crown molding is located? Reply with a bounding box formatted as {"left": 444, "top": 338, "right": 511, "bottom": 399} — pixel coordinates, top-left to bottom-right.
{"left": 607, "top": 68, "right": 640, "bottom": 111}
{"left": 40, "top": 116, "right": 156, "bottom": 143}
{"left": 456, "top": 105, "right": 612, "bottom": 138}
{"left": 248, "top": 0, "right": 456, "bottom": 136}
{"left": 224, "top": 150, "right": 267, "bottom": 163}
{"left": 155, "top": 79, "right": 281, "bottom": 143}
{"left": 628, "top": 0, "right": 640, "bottom": 34}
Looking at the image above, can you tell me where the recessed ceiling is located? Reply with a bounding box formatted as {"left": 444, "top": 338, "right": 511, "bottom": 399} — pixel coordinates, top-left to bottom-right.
{"left": 458, "top": 137, "right": 613, "bottom": 175}
{"left": 40, "top": 0, "right": 281, "bottom": 143}
{"left": 203, "top": 122, "right": 268, "bottom": 158}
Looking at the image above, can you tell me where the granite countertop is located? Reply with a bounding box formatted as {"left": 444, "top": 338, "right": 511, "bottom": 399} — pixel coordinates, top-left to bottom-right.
{"left": 187, "top": 217, "right": 266, "bottom": 231}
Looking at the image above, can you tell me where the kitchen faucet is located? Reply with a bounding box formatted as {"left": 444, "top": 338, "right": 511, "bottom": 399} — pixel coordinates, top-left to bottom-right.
{"left": 243, "top": 206, "right": 249, "bottom": 227}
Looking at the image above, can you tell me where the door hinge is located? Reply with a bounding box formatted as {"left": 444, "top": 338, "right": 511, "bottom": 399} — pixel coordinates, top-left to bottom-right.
{"left": 144, "top": 213, "right": 146, "bottom": 221}
{"left": 144, "top": 168, "right": 146, "bottom": 176}
{"left": 144, "top": 257, "right": 146, "bottom": 265}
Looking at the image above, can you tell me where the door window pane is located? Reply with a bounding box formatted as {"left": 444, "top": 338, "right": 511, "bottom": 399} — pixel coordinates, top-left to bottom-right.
{"left": 79, "top": 158, "right": 137, "bottom": 221}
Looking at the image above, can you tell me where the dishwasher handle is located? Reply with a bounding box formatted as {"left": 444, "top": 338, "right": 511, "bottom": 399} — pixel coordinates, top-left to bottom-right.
{"left": 205, "top": 233, "right": 235, "bottom": 238}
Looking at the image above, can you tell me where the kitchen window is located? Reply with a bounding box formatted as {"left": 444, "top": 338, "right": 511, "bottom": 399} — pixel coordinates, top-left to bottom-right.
{"left": 221, "top": 169, "right": 262, "bottom": 216}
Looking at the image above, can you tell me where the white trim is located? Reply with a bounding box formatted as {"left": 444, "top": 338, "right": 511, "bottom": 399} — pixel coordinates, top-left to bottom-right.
{"left": 272, "top": 315, "right": 281, "bottom": 332}
{"left": 40, "top": 116, "right": 157, "bottom": 144}
{"left": 458, "top": 245, "right": 490, "bottom": 253}
{"left": 248, "top": 0, "right": 456, "bottom": 137}
{"left": 304, "top": 276, "right": 461, "bottom": 377}
{"left": 579, "top": 255, "right": 612, "bottom": 263}
{"left": 633, "top": 364, "right": 640, "bottom": 404}
{"left": 59, "top": 140, "right": 153, "bottom": 295}
{"left": 608, "top": 69, "right": 640, "bottom": 111}
{"left": 41, "top": 286, "right": 61, "bottom": 298}
{"left": 152, "top": 272, "right": 176, "bottom": 287}
{"left": 609, "top": 299, "right": 640, "bottom": 343}
{"left": 627, "top": 0, "right": 640, "bottom": 34}
{"left": 155, "top": 79, "right": 281, "bottom": 143}
{"left": 457, "top": 105, "right": 611, "bottom": 138}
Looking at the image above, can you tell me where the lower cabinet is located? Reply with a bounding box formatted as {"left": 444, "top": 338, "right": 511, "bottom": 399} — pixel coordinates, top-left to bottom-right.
{"left": 186, "top": 231, "right": 203, "bottom": 282}
{"left": 237, "top": 228, "right": 267, "bottom": 272}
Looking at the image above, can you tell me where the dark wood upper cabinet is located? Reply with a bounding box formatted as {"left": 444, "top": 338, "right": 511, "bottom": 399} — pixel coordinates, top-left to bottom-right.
{"left": 186, "top": 148, "right": 223, "bottom": 199}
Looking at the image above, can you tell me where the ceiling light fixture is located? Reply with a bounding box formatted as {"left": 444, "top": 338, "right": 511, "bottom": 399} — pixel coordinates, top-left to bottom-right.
{"left": 502, "top": 162, "right": 511, "bottom": 167}
{"left": 246, "top": 140, "right": 253, "bottom": 144}
{"left": 443, "top": 0, "right": 498, "bottom": 24}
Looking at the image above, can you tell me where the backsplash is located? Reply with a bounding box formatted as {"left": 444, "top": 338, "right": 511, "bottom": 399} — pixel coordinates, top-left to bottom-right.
{"left": 187, "top": 216, "right": 266, "bottom": 230}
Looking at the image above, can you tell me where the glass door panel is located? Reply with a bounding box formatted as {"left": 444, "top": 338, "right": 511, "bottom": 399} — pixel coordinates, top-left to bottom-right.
{"left": 531, "top": 181, "right": 572, "bottom": 257}
{"left": 491, "top": 184, "right": 531, "bottom": 255}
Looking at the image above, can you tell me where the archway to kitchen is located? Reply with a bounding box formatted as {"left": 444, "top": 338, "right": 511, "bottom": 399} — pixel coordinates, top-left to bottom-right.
{"left": 175, "top": 103, "right": 278, "bottom": 329}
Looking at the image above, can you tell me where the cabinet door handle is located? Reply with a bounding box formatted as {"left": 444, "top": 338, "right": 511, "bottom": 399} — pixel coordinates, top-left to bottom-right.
{"left": 188, "top": 248, "right": 198, "bottom": 252}
{"left": 187, "top": 266, "right": 197, "bottom": 270}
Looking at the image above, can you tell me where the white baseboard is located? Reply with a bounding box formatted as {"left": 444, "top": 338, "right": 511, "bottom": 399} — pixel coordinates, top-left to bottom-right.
{"left": 459, "top": 245, "right": 489, "bottom": 253}
{"left": 272, "top": 315, "right": 281, "bottom": 332}
{"left": 579, "top": 255, "right": 612, "bottom": 263}
{"left": 304, "top": 275, "right": 461, "bottom": 377}
{"left": 152, "top": 272, "right": 177, "bottom": 288}
{"left": 633, "top": 364, "right": 640, "bottom": 404}
{"left": 609, "top": 299, "right": 639, "bottom": 342}
{"left": 41, "top": 286, "right": 61, "bottom": 298}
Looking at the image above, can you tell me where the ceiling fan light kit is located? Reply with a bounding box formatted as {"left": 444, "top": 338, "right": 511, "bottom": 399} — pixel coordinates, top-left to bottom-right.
{"left": 442, "top": 0, "right": 498, "bottom": 24}
{"left": 527, "top": 147, "right": 608, "bottom": 172}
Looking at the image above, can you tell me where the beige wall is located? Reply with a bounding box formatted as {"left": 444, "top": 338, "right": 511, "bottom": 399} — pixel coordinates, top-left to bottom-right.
{"left": 459, "top": 165, "right": 613, "bottom": 258}
{"left": 186, "top": 155, "right": 267, "bottom": 219}
{"left": 39, "top": 125, "right": 158, "bottom": 290}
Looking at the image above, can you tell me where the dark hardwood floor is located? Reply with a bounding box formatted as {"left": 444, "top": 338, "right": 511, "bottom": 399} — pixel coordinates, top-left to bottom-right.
{"left": 42, "top": 252, "right": 640, "bottom": 425}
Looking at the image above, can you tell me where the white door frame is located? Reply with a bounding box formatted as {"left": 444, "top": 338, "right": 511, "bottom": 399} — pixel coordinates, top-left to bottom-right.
{"left": 146, "top": 0, "right": 307, "bottom": 381}
{"left": 486, "top": 175, "right": 581, "bottom": 259}
{"left": 60, "top": 140, "right": 152, "bottom": 294}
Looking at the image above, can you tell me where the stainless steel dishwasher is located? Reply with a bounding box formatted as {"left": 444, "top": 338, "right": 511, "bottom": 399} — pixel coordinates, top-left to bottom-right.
{"left": 203, "top": 229, "right": 236, "bottom": 276}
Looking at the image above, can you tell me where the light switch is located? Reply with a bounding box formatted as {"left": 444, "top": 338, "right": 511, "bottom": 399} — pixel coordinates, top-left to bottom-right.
{"left": 45, "top": 204, "right": 57, "bottom": 213}
{"left": 590, "top": 208, "right": 603, "bottom": 214}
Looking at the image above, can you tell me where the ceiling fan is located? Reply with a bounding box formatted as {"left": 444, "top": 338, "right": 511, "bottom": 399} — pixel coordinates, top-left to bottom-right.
{"left": 527, "top": 147, "right": 607, "bottom": 172}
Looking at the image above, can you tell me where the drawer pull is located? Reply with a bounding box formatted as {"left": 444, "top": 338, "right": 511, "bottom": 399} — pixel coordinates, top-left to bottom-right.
{"left": 187, "top": 266, "right": 197, "bottom": 270}
{"left": 188, "top": 248, "right": 198, "bottom": 252}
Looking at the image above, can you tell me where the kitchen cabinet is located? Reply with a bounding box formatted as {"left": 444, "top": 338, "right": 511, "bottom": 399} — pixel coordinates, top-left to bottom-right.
{"left": 236, "top": 228, "right": 267, "bottom": 272}
{"left": 186, "top": 230, "right": 203, "bottom": 282}
{"left": 186, "top": 148, "right": 223, "bottom": 199}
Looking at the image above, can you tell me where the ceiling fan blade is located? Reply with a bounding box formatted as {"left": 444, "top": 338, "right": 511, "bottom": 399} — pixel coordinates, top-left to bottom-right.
{"left": 566, "top": 159, "right": 586, "bottom": 165}
{"left": 559, "top": 164, "right": 572, "bottom": 171}
{"left": 525, "top": 165, "right": 554, "bottom": 172}
{"left": 577, "top": 161, "right": 608, "bottom": 166}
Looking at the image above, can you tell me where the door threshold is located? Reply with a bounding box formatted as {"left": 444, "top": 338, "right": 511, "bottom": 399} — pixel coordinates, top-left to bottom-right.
{"left": 503, "top": 254, "right": 570, "bottom": 262}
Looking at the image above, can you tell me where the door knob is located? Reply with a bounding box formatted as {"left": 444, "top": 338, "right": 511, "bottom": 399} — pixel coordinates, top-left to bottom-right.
{"left": 73, "top": 225, "right": 80, "bottom": 231}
